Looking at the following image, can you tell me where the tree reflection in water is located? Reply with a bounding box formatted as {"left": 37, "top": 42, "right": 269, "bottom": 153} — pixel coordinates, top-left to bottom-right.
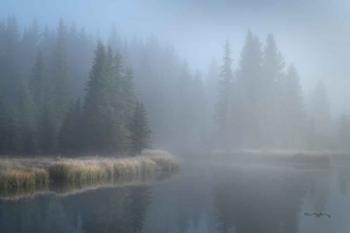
{"left": 0, "top": 161, "right": 341, "bottom": 233}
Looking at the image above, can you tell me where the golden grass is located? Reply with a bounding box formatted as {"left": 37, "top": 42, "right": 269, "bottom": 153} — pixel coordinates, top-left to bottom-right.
{"left": 0, "top": 166, "right": 49, "bottom": 196}
{"left": 0, "top": 150, "right": 178, "bottom": 198}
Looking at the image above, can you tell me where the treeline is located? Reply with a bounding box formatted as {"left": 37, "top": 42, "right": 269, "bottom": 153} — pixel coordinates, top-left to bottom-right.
{"left": 0, "top": 16, "right": 349, "bottom": 154}
{"left": 0, "top": 17, "right": 150, "bottom": 155}
{"left": 214, "top": 32, "right": 348, "bottom": 150}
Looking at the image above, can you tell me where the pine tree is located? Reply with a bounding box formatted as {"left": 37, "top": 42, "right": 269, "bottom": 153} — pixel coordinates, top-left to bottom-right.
{"left": 30, "top": 50, "right": 46, "bottom": 108}
{"left": 38, "top": 107, "right": 55, "bottom": 154}
{"left": 110, "top": 64, "right": 136, "bottom": 152}
{"left": 14, "top": 81, "right": 37, "bottom": 154}
{"left": 58, "top": 100, "right": 82, "bottom": 154}
{"left": 19, "top": 19, "right": 40, "bottom": 76}
{"left": 83, "top": 43, "right": 129, "bottom": 153}
{"left": 282, "top": 65, "right": 305, "bottom": 148}
{"left": 308, "top": 80, "right": 331, "bottom": 149}
{"left": 83, "top": 42, "right": 141, "bottom": 154}
{"left": 0, "top": 16, "right": 20, "bottom": 105}
{"left": 262, "top": 34, "right": 284, "bottom": 84}
{"left": 261, "top": 34, "right": 285, "bottom": 146}
{"left": 51, "top": 19, "right": 71, "bottom": 129}
{"left": 119, "top": 67, "right": 136, "bottom": 118}
{"left": 83, "top": 42, "right": 109, "bottom": 153}
{"left": 0, "top": 99, "right": 16, "bottom": 153}
{"left": 237, "top": 31, "right": 263, "bottom": 147}
{"left": 216, "top": 41, "right": 235, "bottom": 148}
{"left": 130, "top": 102, "right": 151, "bottom": 154}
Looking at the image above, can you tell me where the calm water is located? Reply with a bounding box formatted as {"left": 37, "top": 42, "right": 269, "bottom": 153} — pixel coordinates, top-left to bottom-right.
{"left": 1, "top": 156, "right": 350, "bottom": 233}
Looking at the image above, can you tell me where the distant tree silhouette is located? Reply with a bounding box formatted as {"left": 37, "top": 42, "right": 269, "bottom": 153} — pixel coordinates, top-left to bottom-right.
{"left": 216, "top": 41, "right": 235, "bottom": 149}
{"left": 308, "top": 80, "right": 331, "bottom": 149}
{"left": 236, "top": 32, "right": 263, "bottom": 147}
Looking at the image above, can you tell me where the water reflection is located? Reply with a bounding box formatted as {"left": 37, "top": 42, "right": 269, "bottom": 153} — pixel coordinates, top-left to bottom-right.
{"left": 214, "top": 168, "right": 308, "bottom": 233}
{"left": 0, "top": 186, "right": 151, "bottom": 233}
{"left": 0, "top": 158, "right": 349, "bottom": 233}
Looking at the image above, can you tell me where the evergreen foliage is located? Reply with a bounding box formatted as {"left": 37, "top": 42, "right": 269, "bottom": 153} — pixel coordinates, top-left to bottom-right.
{"left": 215, "top": 32, "right": 308, "bottom": 149}
{"left": 130, "top": 102, "right": 151, "bottom": 155}
{"left": 0, "top": 16, "right": 346, "bottom": 155}
{"left": 0, "top": 18, "right": 151, "bottom": 156}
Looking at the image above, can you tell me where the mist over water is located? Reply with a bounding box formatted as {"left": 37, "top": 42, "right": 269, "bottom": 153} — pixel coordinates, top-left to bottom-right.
{"left": 1, "top": 156, "right": 350, "bottom": 233}
{"left": 0, "top": 0, "right": 349, "bottom": 152}
{"left": 1, "top": 1, "right": 350, "bottom": 233}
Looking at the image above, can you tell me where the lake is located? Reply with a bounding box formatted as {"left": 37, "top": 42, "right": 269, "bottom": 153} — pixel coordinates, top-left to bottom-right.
{"left": 0, "top": 155, "right": 349, "bottom": 233}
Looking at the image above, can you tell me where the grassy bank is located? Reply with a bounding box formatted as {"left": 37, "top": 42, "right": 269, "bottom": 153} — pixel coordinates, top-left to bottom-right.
{"left": 0, "top": 150, "right": 178, "bottom": 198}
{"left": 0, "top": 165, "right": 49, "bottom": 197}
{"left": 208, "top": 149, "right": 333, "bottom": 168}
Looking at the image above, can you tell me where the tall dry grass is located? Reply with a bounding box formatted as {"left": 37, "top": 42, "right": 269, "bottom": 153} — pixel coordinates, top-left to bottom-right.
{"left": 49, "top": 150, "right": 178, "bottom": 185}
{"left": 0, "top": 150, "right": 178, "bottom": 198}
{"left": 0, "top": 162, "right": 49, "bottom": 196}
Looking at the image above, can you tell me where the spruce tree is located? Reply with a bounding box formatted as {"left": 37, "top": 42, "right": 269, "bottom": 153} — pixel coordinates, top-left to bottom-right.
{"left": 83, "top": 42, "right": 109, "bottom": 153}
{"left": 30, "top": 50, "right": 46, "bottom": 108}
{"left": 216, "top": 41, "right": 235, "bottom": 148}
{"left": 19, "top": 20, "right": 40, "bottom": 76}
{"left": 38, "top": 107, "right": 55, "bottom": 154}
{"left": 109, "top": 54, "right": 135, "bottom": 152}
{"left": 237, "top": 31, "right": 263, "bottom": 147}
{"left": 0, "top": 16, "right": 20, "bottom": 105}
{"left": 262, "top": 34, "right": 284, "bottom": 84}
{"left": 282, "top": 65, "right": 305, "bottom": 148}
{"left": 261, "top": 34, "right": 285, "bottom": 146}
{"left": 14, "top": 81, "right": 37, "bottom": 154}
{"left": 58, "top": 100, "right": 82, "bottom": 154}
{"left": 130, "top": 102, "right": 151, "bottom": 155}
{"left": 83, "top": 43, "right": 140, "bottom": 154}
{"left": 0, "top": 100, "right": 16, "bottom": 153}
{"left": 308, "top": 80, "right": 331, "bottom": 149}
{"left": 51, "top": 19, "right": 71, "bottom": 130}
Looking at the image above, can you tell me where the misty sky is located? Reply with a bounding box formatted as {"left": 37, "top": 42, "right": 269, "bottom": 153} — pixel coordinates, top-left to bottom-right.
{"left": 1, "top": 0, "right": 350, "bottom": 114}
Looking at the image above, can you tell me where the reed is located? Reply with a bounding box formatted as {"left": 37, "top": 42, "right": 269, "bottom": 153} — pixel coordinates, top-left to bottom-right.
{"left": 49, "top": 151, "right": 178, "bottom": 185}
{"left": 0, "top": 166, "right": 49, "bottom": 196}
{"left": 0, "top": 150, "right": 178, "bottom": 197}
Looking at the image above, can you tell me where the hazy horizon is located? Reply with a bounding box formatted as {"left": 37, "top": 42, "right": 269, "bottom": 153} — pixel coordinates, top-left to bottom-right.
{"left": 2, "top": 0, "right": 350, "bottom": 115}
{"left": 1, "top": 3, "right": 350, "bottom": 233}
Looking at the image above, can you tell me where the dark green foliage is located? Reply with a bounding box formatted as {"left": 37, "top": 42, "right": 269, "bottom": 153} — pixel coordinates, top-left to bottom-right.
{"left": 130, "top": 102, "right": 151, "bottom": 155}
{"left": 58, "top": 100, "right": 82, "bottom": 154}
{"left": 0, "top": 18, "right": 151, "bottom": 156}
{"left": 14, "top": 81, "right": 37, "bottom": 154}
{"left": 0, "top": 17, "right": 20, "bottom": 105}
{"left": 83, "top": 43, "right": 143, "bottom": 154}
{"left": 50, "top": 20, "right": 71, "bottom": 130}
{"left": 0, "top": 102, "right": 16, "bottom": 153}
{"left": 38, "top": 108, "right": 56, "bottom": 154}
{"left": 29, "top": 50, "right": 46, "bottom": 108}
{"left": 83, "top": 43, "right": 116, "bottom": 153}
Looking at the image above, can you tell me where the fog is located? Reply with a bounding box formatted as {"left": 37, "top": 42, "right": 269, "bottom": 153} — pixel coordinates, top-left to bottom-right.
{"left": 0, "top": 0, "right": 350, "bottom": 153}
{"left": 2, "top": 2, "right": 350, "bottom": 233}
{"left": 2, "top": 0, "right": 350, "bottom": 114}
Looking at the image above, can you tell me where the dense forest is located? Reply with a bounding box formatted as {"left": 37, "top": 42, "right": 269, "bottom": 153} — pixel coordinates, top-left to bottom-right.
{"left": 0, "top": 16, "right": 348, "bottom": 156}
{"left": 214, "top": 34, "right": 348, "bottom": 151}
{"left": 0, "top": 18, "right": 151, "bottom": 155}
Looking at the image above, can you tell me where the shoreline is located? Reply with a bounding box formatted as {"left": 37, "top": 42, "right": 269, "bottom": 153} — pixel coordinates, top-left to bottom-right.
{"left": 0, "top": 150, "right": 178, "bottom": 199}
